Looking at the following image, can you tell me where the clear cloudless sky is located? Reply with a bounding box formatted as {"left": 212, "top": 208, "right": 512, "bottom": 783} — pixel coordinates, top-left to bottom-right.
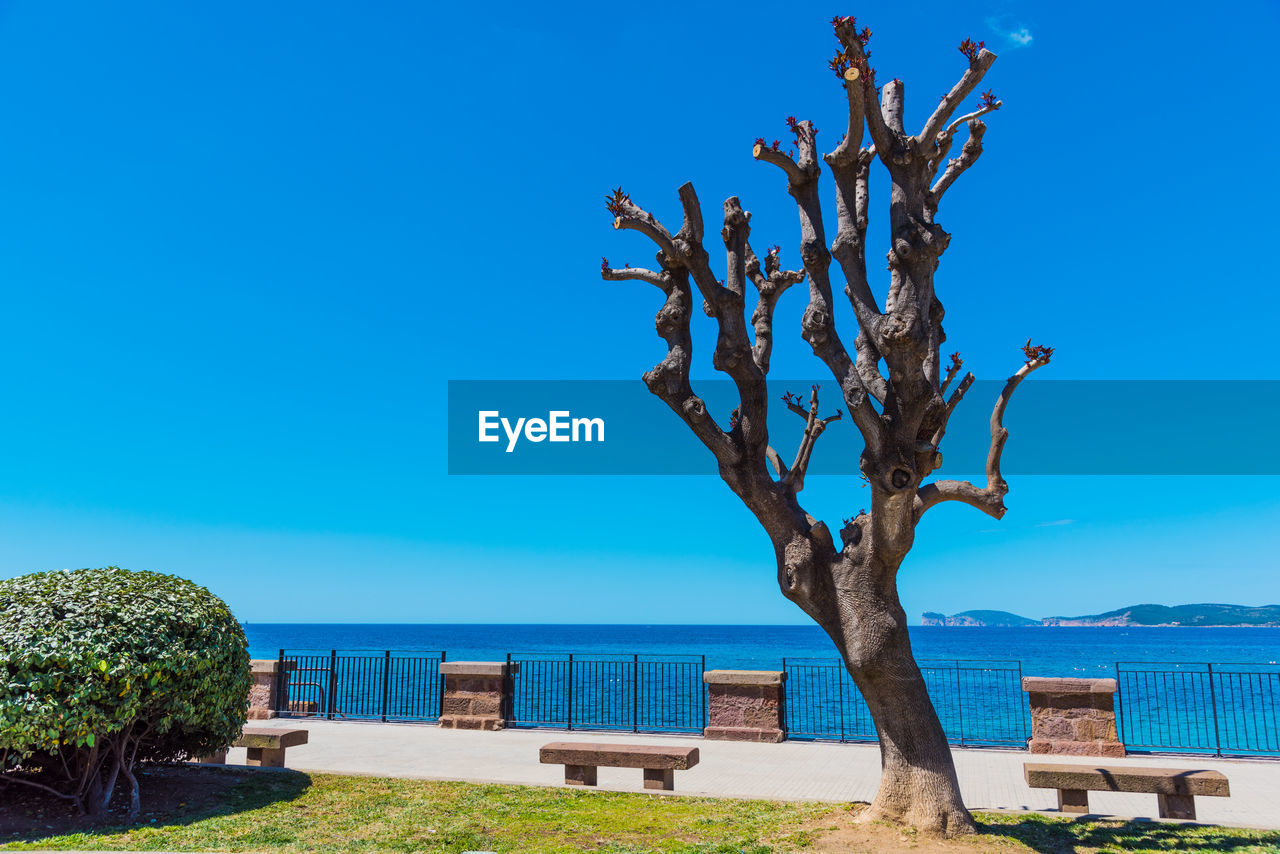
{"left": 0, "top": 0, "right": 1276, "bottom": 624}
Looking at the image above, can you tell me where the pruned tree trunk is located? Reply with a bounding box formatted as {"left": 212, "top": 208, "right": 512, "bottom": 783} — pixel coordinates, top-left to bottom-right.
{"left": 794, "top": 537, "right": 974, "bottom": 832}
{"left": 835, "top": 588, "right": 970, "bottom": 833}
{"left": 603, "top": 15, "right": 1052, "bottom": 837}
{"left": 859, "top": 668, "right": 971, "bottom": 834}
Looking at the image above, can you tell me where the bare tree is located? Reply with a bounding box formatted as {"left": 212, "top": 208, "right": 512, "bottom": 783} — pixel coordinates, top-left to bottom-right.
{"left": 602, "top": 17, "right": 1052, "bottom": 836}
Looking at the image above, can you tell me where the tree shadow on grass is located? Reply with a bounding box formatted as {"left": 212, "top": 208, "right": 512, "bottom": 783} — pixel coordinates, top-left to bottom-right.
{"left": 980, "top": 813, "right": 1280, "bottom": 853}
{"left": 1, "top": 763, "right": 312, "bottom": 847}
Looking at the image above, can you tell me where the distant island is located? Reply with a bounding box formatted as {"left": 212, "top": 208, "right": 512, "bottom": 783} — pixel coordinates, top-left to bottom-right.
{"left": 920, "top": 609, "right": 1040, "bottom": 627}
{"left": 921, "top": 603, "right": 1280, "bottom": 627}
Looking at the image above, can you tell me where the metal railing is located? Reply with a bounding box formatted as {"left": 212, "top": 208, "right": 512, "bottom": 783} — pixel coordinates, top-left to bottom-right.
{"left": 505, "top": 652, "right": 705, "bottom": 733}
{"left": 274, "top": 649, "right": 446, "bottom": 722}
{"left": 1116, "top": 662, "right": 1280, "bottom": 755}
{"left": 264, "top": 648, "right": 1280, "bottom": 758}
{"left": 782, "top": 658, "right": 1029, "bottom": 746}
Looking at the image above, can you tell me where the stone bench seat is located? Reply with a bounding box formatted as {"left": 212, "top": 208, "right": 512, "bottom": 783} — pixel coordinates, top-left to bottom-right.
{"left": 198, "top": 726, "right": 309, "bottom": 768}
{"left": 540, "top": 742, "right": 699, "bottom": 791}
{"left": 1025, "top": 763, "right": 1229, "bottom": 820}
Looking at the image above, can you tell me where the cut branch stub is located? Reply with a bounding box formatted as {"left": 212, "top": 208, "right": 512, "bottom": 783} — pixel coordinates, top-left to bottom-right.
{"left": 754, "top": 138, "right": 808, "bottom": 186}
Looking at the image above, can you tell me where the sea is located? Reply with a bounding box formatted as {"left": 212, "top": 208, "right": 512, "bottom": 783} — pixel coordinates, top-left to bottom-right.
{"left": 243, "top": 624, "right": 1280, "bottom": 676}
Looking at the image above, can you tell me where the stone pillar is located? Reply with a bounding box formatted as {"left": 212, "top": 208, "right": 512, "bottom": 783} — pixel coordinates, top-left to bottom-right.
{"left": 703, "top": 670, "right": 787, "bottom": 742}
{"left": 438, "top": 661, "right": 518, "bottom": 731}
{"left": 1022, "top": 676, "right": 1124, "bottom": 757}
{"left": 247, "top": 659, "right": 295, "bottom": 720}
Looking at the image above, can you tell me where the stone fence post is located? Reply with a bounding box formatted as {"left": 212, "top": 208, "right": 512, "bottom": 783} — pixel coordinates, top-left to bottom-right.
{"left": 247, "top": 659, "right": 295, "bottom": 720}
{"left": 703, "top": 670, "right": 787, "bottom": 742}
{"left": 1022, "top": 676, "right": 1125, "bottom": 757}
{"left": 438, "top": 661, "right": 518, "bottom": 730}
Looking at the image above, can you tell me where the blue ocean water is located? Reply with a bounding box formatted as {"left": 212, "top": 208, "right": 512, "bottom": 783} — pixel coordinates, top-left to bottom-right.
{"left": 244, "top": 624, "right": 1280, "bottom": 676}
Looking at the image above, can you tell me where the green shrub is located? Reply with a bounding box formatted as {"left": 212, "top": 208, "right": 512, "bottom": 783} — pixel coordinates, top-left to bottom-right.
{"left": 0, "top": 566, "right": 251, "bottom": 817}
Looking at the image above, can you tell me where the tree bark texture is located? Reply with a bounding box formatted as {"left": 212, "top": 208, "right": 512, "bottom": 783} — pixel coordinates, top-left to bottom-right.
{"left": 603, "top": 17, "right": 1051, "bottom": 836}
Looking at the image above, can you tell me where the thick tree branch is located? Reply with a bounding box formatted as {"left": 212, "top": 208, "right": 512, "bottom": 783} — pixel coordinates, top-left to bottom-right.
{"left": 854, "top": 329, "right": 888, "bottom": 403}
{"left": 881, "top": 78, "right": 906, "bottom": 135}
{"left": 791, "top": 116, "right": 820, "bottom": 173}
{"left": 605, "top": 186, "right": 833, "bottom": 591}
{"left": 664, "top": 182, "right": 730, "bottom": 309}
{"left": 824, "top": 72, "right": 880, "bottom": 334}
{"left": 929, "top": 370, "right": 974, "bottom": 449}
{"left": 600, "top": 260, "right": 668, "bottom": 289}
{"left": 710, "top": 195, "right": 770, "bottom": 452}
{"left": 942, "top": 101, "right": 1001, "bottom": 139}
{"left": 765, "top": 445, "right": 789, "bottom": 479}
{"left": 753, "top": 140, "right": 807, "bottom": 185}
{"left": 915, "top": 351, "right": 1052, "bottom": 521}
{"left": 835, "top": 21, "right": 895, "bottom": 162}
{"left": 602, "top": 252, "right": 737, "bottom": 465}
{"left": 826, "top": 143, "right": 887, "bottom": 403}
{"left": 779, "top": 385, "right": 843, "bottom": 494}
{"left": 918, "top": 48, "right": 997, "bottom": 147}
{"left": 826, "top": 68, "right": 866, "bottom": 167}
{"left": 665, "top": 168, "right": 848, "bottom": 620}
{"left": 831, "top": 137, "right": 889, "bottom": 405}
{"left": 755, "top": 119, "right": 884, "bottom": 451}
{"left": 927, "top": 99, "right": 1000, "bottom": 183}
{"left": 931, "top": 119, "right": 987, "bottom": 198}
{"left": 723, "top": 200, "right": 749, "bottom": 299}
{"left": 608, "top": 189, "right": 679, "bottom": 259}
{"left": 676, "top": 181, "right": 706, "bottom": 246}
{"left": 746, "top": 244, "right": 804, "bottom": 374}
{"left": 606, "top": 185, "right": 770, "bottom": 456}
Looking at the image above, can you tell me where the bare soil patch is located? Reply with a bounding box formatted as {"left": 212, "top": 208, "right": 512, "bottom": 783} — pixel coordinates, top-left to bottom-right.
{"left": 800, "top": 805, "right": 1021, "bottom": 853}
{"left": 0, "top": 764, "right": 308, "bottom": 842}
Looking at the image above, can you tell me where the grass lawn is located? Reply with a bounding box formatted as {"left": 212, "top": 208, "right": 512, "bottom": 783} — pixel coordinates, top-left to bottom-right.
{"left": 2, "top": 765, "right": 1279, "bottom": 853}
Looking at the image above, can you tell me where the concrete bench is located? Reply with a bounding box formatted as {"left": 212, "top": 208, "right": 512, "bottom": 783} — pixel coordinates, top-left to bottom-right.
{"left": 1025, "top": 763, "right": 1229, "bottom": 820}
{"left": 539, "top": 742, "right": 699, "bottom": 791}
{"left": 197, "top": 726, "right": 309, "bottom": 768}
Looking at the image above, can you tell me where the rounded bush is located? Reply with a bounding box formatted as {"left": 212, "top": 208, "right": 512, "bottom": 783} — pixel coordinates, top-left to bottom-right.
{"left": 0, "top": 567, "right": 250, "bottom": 815}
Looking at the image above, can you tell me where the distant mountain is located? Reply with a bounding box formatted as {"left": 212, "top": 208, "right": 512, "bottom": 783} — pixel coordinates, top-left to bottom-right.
{"left": 922, "top": 603, "right": 1280, "bottom": 627}
{"left": 921, "top": 609, "right": 1040, "bottom": 627}
{"left": 1041, "top": 603, "right": 1280, "bottom": 627}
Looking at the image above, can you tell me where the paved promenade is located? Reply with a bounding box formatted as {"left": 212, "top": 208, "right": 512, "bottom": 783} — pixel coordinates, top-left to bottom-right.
{"left": 237, "top": 719, "right": 1280, "bottom": 828}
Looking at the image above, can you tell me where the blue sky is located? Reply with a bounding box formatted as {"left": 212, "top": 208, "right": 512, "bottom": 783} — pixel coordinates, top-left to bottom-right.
{"left": 0, "top": 0, "right": 1276, "bottom": 624}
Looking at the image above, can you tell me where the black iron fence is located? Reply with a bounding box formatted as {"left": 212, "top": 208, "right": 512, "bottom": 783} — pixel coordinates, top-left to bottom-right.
{"left": 276, "top": 649, "right": 446, "bottom": 722}
{"left": 268, "top": 649, "right": 1280, "bottom": 756}
{"left": 506, "top": 653, "right": 705, "bottom": 732}
{"left": 1116, "top": 662, "right": 1280, "bottom": 756}
{"left": 782, "top": 658, "right": 1029, "bottom": 746}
